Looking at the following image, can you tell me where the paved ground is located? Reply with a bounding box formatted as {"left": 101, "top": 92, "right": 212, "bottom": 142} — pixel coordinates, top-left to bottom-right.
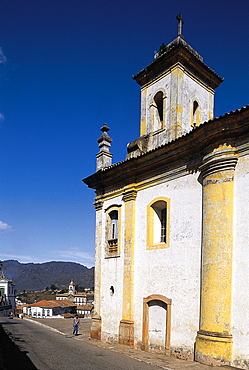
{"left": 21, "top": 317, "right": 239, "bottom": 370}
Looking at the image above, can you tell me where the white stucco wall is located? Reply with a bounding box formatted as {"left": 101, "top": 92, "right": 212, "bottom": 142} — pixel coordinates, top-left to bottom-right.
{"left": 99, "top": 171, "right": 202, "bottom": 355}
{"left": 98, "top": 153, "right": 249, "bottom": 365}
{"left": 232, "top": 152, "right": 249, "bottom": 369}
{"left": 30, "top": 306, "right": 53, "bottom": 317}
{"left": 100, "top": 196, "right": 124, "bottom": 343}
{"left": 134, "top": 172, "right": 202, "bottom": 355}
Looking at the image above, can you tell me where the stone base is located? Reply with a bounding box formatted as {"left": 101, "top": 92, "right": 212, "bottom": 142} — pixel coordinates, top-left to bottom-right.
{"left": 195, "top": 331, "right": 233, "bottom": 367}
{"left": 90, "top": 315, "right": 102, "bottom": 340}
{"left": 119, "top": 319, "right": 134, "bottom": 347}
{"left": 171, "top": 346, "right": 194, "bottom": 361}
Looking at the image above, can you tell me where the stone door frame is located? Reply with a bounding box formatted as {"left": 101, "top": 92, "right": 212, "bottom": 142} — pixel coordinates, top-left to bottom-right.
{"left": 142, "top": 294, "right": 172, "bottom": 355}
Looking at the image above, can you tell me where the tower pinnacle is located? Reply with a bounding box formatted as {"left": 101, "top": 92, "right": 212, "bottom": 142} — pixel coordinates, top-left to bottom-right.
{"left": 96, "top": 123, "right": 113, "bottom": 171}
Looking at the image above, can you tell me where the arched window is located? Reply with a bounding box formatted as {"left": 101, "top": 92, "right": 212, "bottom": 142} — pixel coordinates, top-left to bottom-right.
{"left": 105, "top": 205, "right": 121, "bottom": 257}
{"left": 154, "top": 91, "right": 164, "bottom": 123}
{"left": 150, "top": 90, "right": 166, "bottom": 132}
{"left": 147, "top": 198, "right": 170, "bottom": 249}
{"left": 191, "top": 100, "right": 201, "bottom": 127}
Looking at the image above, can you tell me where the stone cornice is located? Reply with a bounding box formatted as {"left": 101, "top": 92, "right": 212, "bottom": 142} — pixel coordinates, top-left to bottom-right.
{"left": 133, "top": 39, "right": 223, "bottom": 90}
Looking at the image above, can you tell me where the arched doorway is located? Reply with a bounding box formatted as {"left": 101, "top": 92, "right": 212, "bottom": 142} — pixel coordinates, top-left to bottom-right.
{"left": 142, "top": 294, "right": 171, "bottom": 355}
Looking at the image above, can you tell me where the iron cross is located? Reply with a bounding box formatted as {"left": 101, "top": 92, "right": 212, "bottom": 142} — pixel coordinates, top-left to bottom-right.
{"left": 176, "top": 13, "right": 184, "bottom": 36}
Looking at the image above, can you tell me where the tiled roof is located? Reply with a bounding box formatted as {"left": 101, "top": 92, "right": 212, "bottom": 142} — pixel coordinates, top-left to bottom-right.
{"left": 59, "top": 299, "right": 76, "bottom": 307}
{"left": 76, "top": 304, "right": 93, "bottom": 310}
{"left": 30, "top": 299, "right": 76, "bottom": 308}
{"left": 99, "top": 105, "right": 249, "bottom": 172}
{"left": 56, "top": 292, "right": 93, "bottom": 297}
{"left": 30, "top": 300, "right": 61, "bottom": 308}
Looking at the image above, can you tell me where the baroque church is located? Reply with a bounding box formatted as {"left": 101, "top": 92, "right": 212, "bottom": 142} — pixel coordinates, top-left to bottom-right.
{"left": 83, "top": 16, "right": 249, "bottom": 369}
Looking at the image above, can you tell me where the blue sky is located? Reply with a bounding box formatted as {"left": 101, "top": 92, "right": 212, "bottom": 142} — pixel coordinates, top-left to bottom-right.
{"left": 0, "top": 0, "right": 248, "bottom": 267}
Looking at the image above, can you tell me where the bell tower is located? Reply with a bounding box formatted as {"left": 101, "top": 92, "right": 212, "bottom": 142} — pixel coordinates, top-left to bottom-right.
{"left": 68, "top": 280, "right": 75, "bottom": 296}
{"left": 128, "top": 14, "right": 223, "bottom": 158}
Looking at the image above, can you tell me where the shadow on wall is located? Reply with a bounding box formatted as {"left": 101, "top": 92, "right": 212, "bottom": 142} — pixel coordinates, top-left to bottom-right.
{"left": 0, "top": 322, "right": 37, "bottom": 370}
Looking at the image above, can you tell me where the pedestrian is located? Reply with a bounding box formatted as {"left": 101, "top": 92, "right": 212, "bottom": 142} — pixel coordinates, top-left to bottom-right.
{"left": 73, "top": 315, "right": 80, "bottom": 335}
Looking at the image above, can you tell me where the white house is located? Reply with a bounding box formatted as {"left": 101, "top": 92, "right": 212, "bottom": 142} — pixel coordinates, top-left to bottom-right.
{"left": 24, "top": 299, "right": 76, "bottom": 318}
{"left": 0, "top": 271, "right": 16, "bottom": 317}
{"left": 76, "top": 303, "right": 93, "bottom": 317}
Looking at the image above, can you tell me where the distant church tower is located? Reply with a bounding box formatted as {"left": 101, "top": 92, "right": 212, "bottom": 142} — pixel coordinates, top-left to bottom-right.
{"left": 127, "top": 14, "right": 223, "bottom": 158}
{"left": 68, "top": 280, "right": 75, "bottom": 296}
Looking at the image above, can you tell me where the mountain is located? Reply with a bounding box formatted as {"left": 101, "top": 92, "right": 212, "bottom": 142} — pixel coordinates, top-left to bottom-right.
{"left": 2, "top": 260, "right": 94, "bottom": 293}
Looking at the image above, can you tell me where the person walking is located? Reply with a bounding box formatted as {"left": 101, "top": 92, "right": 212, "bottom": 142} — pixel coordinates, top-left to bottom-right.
{"left": 73, "top": 315, "right": 80, "bottom": 335}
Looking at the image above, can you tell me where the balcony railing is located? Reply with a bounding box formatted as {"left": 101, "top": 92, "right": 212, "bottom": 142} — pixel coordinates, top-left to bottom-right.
{"left": 108, "top": 238, "right": 118, "bottom": 253}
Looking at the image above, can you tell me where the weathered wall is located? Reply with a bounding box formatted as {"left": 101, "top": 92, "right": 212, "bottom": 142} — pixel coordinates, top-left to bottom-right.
{"left": 97, "top": 149, "right": 249, "bottom": 369}
{"left": 100, "top": 196, "right": 124, "bottom": 343}
{"left": 140, "top": 64, "right": 214, "bottom": 147}
{"left": 232, "top": 151, "right": 249, "bottom": 369}
{"left": 134, "top": 172, "right": 202, "bottom": 358}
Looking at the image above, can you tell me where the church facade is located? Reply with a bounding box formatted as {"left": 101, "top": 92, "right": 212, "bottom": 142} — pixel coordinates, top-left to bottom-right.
{"left": 83, "top": 20, "right": 249, "bottom": 369}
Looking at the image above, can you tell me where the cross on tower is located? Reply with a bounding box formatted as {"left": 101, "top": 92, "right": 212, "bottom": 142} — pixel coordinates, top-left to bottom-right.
{"left": 176, "top": 13, "right": 184, "bottom": 36}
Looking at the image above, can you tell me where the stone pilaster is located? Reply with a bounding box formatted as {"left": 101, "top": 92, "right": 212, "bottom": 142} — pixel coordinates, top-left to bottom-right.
{"left": 119, "top": 189, "right": 137, "bottom": 346}
{"left": 169, "top": 66, "right": 183, "bottom": 140}
{"left": 90, "top": 198, "right": 103, "bottom": 340}
{"left": 195, "top": 145, "right": 238, "bottom": 366}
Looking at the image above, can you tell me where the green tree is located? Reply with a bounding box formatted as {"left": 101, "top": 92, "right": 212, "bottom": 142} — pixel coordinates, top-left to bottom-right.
{"left": 50, "top": 284, "right": 58, "bottom": 291}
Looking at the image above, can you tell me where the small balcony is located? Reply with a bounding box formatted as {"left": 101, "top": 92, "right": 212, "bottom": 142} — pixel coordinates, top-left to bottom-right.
{"left": 108, "top": 239, "right": 118, "bottom": 253}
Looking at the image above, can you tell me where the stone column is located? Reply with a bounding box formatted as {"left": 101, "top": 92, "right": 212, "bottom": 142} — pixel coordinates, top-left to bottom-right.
{"left": 195, "top": 145, "right": 238, "bottom": 366}
{"left": 119, "top": 188, "right": 137, "bottom": 346}
{"left": 90, "top": 198, "right": 103, "bottom": 340}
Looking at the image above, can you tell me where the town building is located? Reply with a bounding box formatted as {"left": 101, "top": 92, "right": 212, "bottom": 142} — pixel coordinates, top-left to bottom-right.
{"left": 23, "top": 299, "right": 76, "bottom": 318}
{"left": 83, "top": 15, "right": 249, "bottom": 369}
{"left": 56, "top": 280, "right": 93, "bottom": 316}
{"left": 76, "top": 304, "right": 93, "bottom": 317}
{"left": 0, "top": 270, "right": 16, "bottom": 317}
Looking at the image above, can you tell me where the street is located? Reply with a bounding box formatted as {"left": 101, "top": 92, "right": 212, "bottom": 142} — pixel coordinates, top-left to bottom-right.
{"left": 0, "top": 318, "right": 161, "bottom": 370}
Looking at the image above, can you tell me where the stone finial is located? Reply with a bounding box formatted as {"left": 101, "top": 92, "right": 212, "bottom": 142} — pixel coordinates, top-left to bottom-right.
{"left": 97, "top": 123, "right": 112, "bottom": 151}
{"left": 96, "top": 123, "right": 113, "bottom": 171}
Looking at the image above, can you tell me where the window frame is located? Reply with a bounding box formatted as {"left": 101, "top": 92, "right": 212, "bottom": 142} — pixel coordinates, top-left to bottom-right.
{"left": 146, "top": 197, "right": 170, "bottom": 250}
{"left": 105, "top": 204, "right": 122, "bottom": 258}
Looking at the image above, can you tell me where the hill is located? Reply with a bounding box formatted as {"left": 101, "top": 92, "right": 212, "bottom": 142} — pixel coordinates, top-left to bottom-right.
{"left": 2, "top": 260, "right": 94, "bottom": 293}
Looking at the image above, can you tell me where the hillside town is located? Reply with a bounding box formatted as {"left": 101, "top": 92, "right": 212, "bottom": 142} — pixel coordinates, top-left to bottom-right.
{"left": 0, "top": 262, "right": 93, "bottom": 320}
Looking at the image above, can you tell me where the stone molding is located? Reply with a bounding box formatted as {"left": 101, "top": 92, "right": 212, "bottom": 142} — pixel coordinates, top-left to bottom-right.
{"left": 94, "top": 199, "right": 103, "bottom": 211}
{"left": 200, "top": 146, "right": 238, "bottom": 180}
{"left": 122, "top": 189, "right": 137, "bottom": 202}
